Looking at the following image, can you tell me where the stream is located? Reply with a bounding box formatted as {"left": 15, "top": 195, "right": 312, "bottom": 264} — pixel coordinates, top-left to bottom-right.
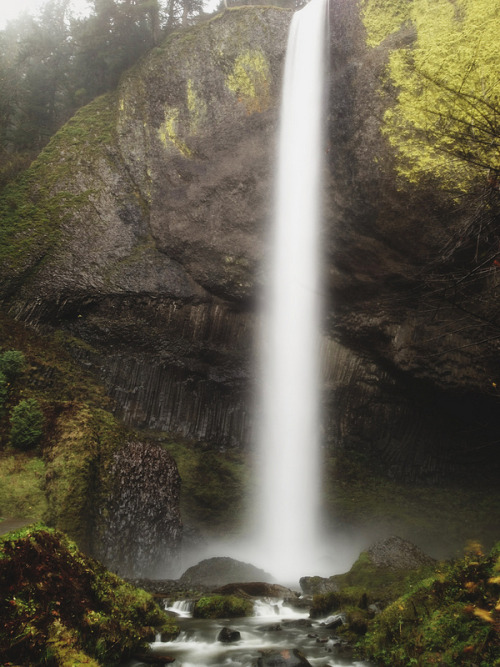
{"left": 126, "top": 599, "right": 373, "bottom": 667}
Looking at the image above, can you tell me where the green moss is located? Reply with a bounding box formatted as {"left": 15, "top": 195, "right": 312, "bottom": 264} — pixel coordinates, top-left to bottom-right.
{"left": 162, "top": 440, "right": 249, "bottom": 533}
{"left": 310, "top": 551, "right": 433, "bottom": 619}
{"left": 44, "top": 405, "right": 124, "bottom": 550}
{"left": 360, "top": 543, "right": 500, "bottom": 665}
{"left": 0, "top": 525, "right": 177, "bottom": 665}
{"left": 225, "top": 49, "right": 271, "bottom": 113}
{"left": 193, "top": 594, "right": 253, "bottom": 619}
{"left": 0, "top": 313, "right": 123, "bottom": 545}
{"left": 0, "top": 454, "right": 47, "bottom": 521}
{"left": 0, "top": 93, "right": 117, "bottom": 282}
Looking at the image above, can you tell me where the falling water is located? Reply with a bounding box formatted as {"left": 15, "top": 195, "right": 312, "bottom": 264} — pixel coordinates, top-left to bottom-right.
{"left": 254, "top": 0, "right": 328, "bottom": 582}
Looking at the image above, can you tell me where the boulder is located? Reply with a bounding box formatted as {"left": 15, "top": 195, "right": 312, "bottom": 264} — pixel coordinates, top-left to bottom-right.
{"left": 322, "top": 614, "right": 345, "bottom": 630}
{"left": 180, "top": 557, "right": 273, "bottom": 587}
{"left": 212, "top": 582, "right": 292, "bottom": 597}
{"left": 367, "top": 536, "right": 436, "bottom": 571}
{"left": 282, "top": 619, "right": 313, "bottom": 629}
{"left": 217, "top": 627, "right": 241, "bottom": 643}
{"left": 256, "top": 649, "right": 312, "bottom": 667}
{"left": 299, "top": 576, "right": 338, "bottom": 596}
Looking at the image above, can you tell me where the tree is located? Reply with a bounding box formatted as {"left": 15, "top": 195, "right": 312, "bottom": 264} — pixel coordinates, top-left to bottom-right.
{"left": 72, "top": 0, "right": 168, "bottom": 100}
{"left": 362, "top": 0, "right": 500, "bottom": 192}
{"left": 0, "top": 350, "right": 25, "bottom": 382}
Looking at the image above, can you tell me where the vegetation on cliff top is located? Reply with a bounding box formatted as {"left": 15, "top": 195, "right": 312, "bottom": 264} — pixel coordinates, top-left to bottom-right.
{"left": 362, "top": 0, "right": 499, "bottom": 191}
{"left": 0, "top": 524, "right": 177, "bottom": 666}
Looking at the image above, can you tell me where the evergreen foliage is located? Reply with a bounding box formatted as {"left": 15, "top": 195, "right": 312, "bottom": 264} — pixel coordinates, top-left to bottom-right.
{"left": 0, "top": 0, "right": 211, "bottom": 187}
{"left": 0, "top": 350, "right": 25, "bottom": 381}
{"left": 362, "top": 0, "right": 500, "bottom": 191}
{"left": 9, "top": 398, "right": 44, "bottom": 451}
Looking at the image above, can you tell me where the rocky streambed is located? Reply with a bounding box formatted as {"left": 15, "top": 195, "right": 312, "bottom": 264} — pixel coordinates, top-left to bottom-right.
{"left": 125, "top": 596, "right": 372, "bottom": 667}
{"left": 122, "top": 536, "right": 438, "bottom": 667}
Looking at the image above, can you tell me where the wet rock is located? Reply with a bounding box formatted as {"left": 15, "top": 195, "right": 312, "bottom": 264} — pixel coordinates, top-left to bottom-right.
{"left": 94, "top": 441, "right": 182, "bottom": 578}
{"left": 256, "top": 648, "right": 313, "bottom": 667}
{"left": 213, "top": 582, "right": 293, "bottom": 597}
{"left": 330, "top": 639, "right": 354, "bottom": 660}
{"left": 257, "top": 623, "right": 283, "bottom": 632}
{"left": 322, "top": 614, "right": 345, "bottom": 630}
{"left": 368, "top": 602, "right": 382, "bottom": 616}
{"left": 217, "top": 626, "right": 241, "bottom": 643}
{"left": 299, "top": 576, "right": 338, "bottom": 596}
{"left": 124, "top": 577, "right": 209, "bottom": 597}
{"left": 180, "top": 557, "right": 274, "bottom": 587}
{"left": 2, "top": 0, "right": 499, "bottom": 489}
{"left": 281, "top": 619, "right": 313, "bottom": 629}
{"left": 367, "top": 536, "right": 436, "bottom": 570}
{"left": 283, "top": 595, "right": 311, "bottom": 611}
{"left": 160, "top": 628, "right": 180, "bottom": 642}
{"left": 133, "top": 652, "right": 175, "bottom": 664}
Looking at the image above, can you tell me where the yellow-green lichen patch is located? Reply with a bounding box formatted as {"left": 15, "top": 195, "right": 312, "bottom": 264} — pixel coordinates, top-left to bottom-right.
{"left": 158, "top": 107, "right": 192, "bottom": 157}
{"left": 361, "top": 0, "right": 412, "bottom": 47}
{"left": 362, "top": 0, "right": 500, "bottom": 191}
{"left": 226, "top": 49, "right": 271, "bottom": 114}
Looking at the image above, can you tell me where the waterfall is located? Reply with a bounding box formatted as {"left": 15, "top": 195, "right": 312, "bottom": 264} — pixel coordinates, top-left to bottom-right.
{"left": 254, "top": 0, "right": 328, "bottom": 582}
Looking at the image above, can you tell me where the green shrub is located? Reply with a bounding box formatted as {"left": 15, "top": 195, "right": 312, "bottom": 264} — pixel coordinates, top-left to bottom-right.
{"left": 9, "top": 398, "right": 44, "bottom": 451}
{"left": 0, "top": 350, "right": 25, "bottom": 381}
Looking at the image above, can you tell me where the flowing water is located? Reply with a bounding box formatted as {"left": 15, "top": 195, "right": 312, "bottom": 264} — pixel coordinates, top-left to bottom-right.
{"left": 124, "top": 3, "right": 375, "bottom": 664}
{"left": 124, "top": 598, "right": 372, "bottom": 667}
{"left": 253, "top": 0, "right": 329, "bottom": 582}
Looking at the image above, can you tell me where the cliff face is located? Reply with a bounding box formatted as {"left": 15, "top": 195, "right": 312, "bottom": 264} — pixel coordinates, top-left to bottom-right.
{"left": 1, "top": 4, "right": 499, "bottom": 480}
{"left": 1, "top": 7, "right": 291, "bottom": 447}
{"left": 323, "top": 0, "right": 500, "bottom": 477}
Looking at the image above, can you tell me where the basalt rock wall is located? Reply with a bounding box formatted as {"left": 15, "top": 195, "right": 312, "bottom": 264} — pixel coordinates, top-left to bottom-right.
{"left": 1, "top": 3, "right": 499, "bottom": 480}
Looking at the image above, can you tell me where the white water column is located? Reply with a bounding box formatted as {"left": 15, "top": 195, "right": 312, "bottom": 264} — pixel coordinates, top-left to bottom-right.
{"left": 255, "top": 0, "right": 328, "bottom": 582}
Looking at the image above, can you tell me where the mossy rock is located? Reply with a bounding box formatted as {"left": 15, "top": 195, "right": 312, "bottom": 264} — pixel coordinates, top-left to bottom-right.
{"left": 193, "top": 594, "right": 253, "bottom": 619}
{"left": 44, "top": 403, "right": 125, "bottom": 551}
{"left": 309, "top": 538, "right": 435, "bottom": 619}
{"left": 0, "top": 524, "right": 178, "bottom": 666}
{"left": 360, "top": 542, "right": 500, "bottom": 666}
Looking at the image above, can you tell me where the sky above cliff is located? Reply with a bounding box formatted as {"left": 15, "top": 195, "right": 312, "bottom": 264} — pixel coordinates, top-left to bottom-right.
{"left": 0, "top": 0, "right": 91, "bottom": 28}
